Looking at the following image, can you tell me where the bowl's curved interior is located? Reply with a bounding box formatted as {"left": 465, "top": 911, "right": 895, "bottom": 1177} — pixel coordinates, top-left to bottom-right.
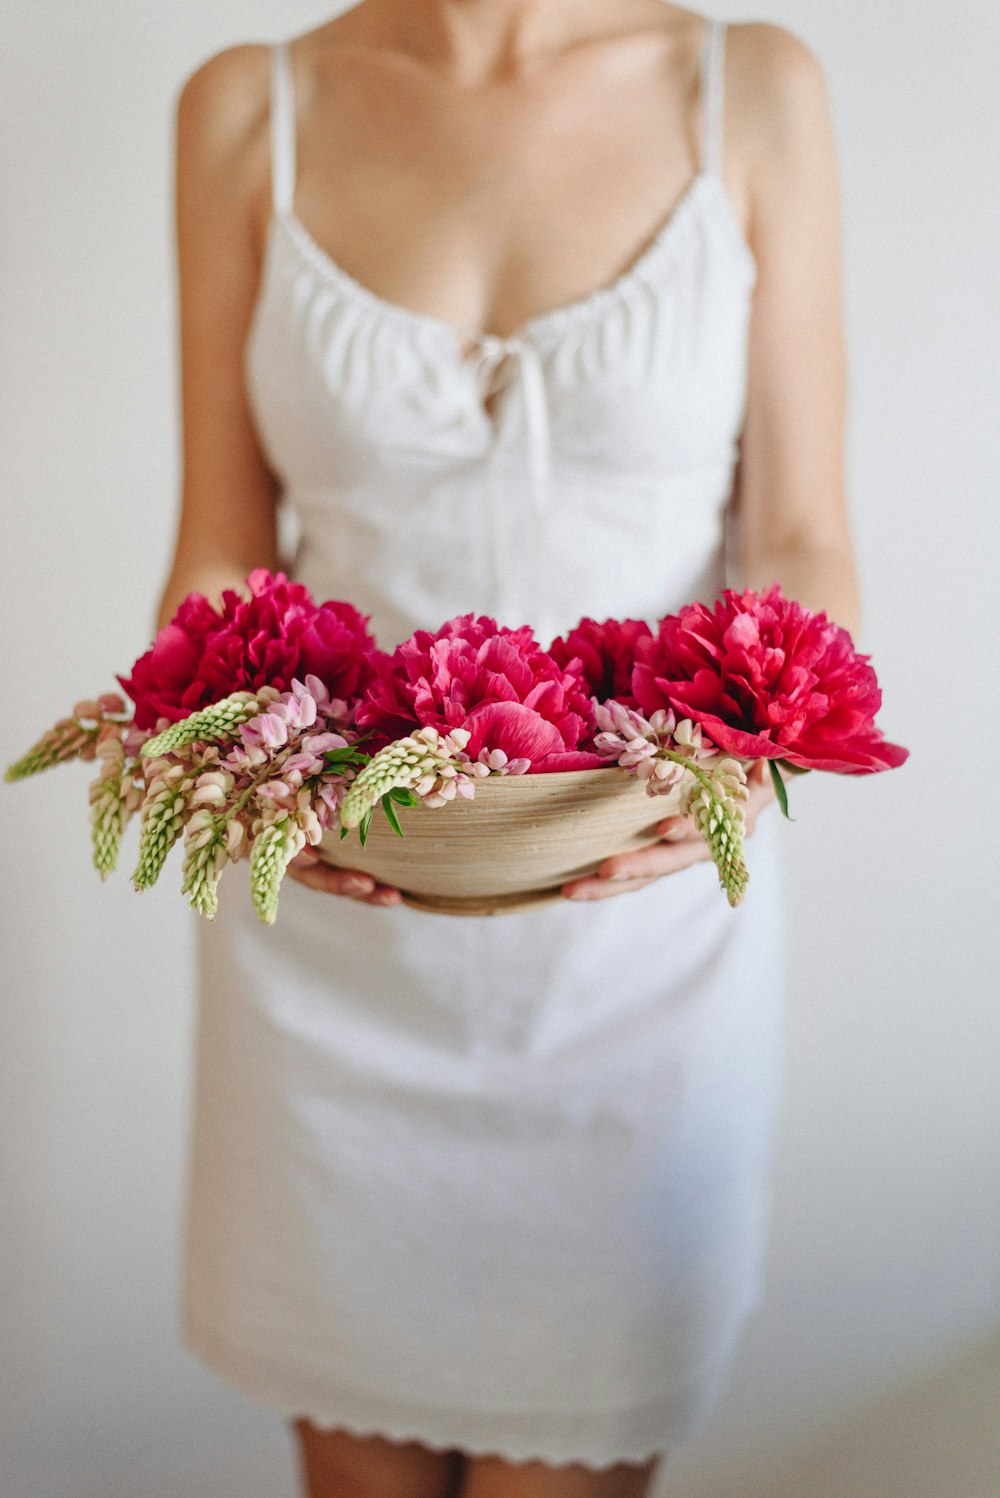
{"left": 318, "top": 767, "right": 680, "bottom": 901}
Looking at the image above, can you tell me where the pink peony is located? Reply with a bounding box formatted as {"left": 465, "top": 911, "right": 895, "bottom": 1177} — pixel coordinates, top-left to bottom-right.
{"left": 356, "top": 613, "right": 605, "bottom": 772}
{"left": 549, "top": 616, "right": 653, "bottom": 705}
{"left": 631, "top": 585, "right": 909, "bottom": 774}
{"left": 119, "top": 570, "right": 384, "bottom": 730}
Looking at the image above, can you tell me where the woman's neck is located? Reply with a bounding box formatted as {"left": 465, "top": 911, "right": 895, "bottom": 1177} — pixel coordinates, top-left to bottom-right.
{"left": 362, "top": 0, "right": 663, "bottom": 82}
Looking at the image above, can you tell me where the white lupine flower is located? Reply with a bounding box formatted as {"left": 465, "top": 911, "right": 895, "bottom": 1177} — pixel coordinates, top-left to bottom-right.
{"left": 190, "top": 781, "right": 227, "bottom": 807}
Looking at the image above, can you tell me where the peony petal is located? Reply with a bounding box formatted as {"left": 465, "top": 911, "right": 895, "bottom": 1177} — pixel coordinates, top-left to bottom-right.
{"left": 781, "top": 736, "right": 911, "bottom": 774}
{"left": 464, "top": 702, "right": 564, "bottom": 765}
{"left": 531, "top": 750, "right": 609, "bottom": 773}
{"left": 680, "top": 716, "right": 784, "bottom": 760}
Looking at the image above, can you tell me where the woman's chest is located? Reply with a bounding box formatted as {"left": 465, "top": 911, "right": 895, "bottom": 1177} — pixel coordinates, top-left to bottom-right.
{"left": 245, "top": 182, "right": 757, "bottom": 494}
{"left": 280, "top": 25, "right": 715, "bottom": 341}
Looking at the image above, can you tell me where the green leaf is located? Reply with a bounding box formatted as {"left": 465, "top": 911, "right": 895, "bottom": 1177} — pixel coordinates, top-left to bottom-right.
{"left": 769, "top": 759, "right": 793, "bottom": 820}
{"left": 339, "top": 825, "right": 349, "bottom": 841}
{"left": 389, "top": 787, "right": 420, "bottom": 806}
{"left": 358, "top": 806, "right": 375, "bottom": 848}
{"left": 323, "top": 746, "right": 370, "bottom": 771}
{"left": 381, "top": 793, "right": 405, "bottom": 838}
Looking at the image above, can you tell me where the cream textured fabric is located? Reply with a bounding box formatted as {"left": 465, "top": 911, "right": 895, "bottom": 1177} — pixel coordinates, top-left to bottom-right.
{"left": 182, "top": 17, "right": 787, "bottom": 1467}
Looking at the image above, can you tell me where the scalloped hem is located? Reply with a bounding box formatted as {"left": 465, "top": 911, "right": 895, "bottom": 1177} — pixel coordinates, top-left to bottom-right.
{"left": 181, "top": 1317, "right": 736, "bottom": 1471}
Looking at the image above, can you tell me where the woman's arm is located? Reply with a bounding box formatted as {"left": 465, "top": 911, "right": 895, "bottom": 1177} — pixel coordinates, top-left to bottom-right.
{"left": 729, "top": 22, "right": 861, "bottom": 640}
{"left": 161, "top": 45, "right": 400, "bottom": 906}
{"left": 565, "top": 22, "right": 853, "bottom": 899}
{"left": 156, "top": 44, "right": 280, "bottom": 633}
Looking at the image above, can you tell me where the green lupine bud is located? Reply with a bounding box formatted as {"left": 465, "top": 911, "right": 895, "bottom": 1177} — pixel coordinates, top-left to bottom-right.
{"left": 248, "top": 816, "right": 304, "bottom": 925}
{"left": 88, "top": 770, "right": 127, "bottom": 879}
{"left": 340, "top": 729, "right": 467, "bottom": 830}
{"left": 180, "top": 809, "right": 228, "bottom": 919}
{"left": 141, "top": 692, "right": 261, "bottom": 759}
{"left": 5, "top": 716, "right": 100, "bottom": 782}
{"left": 680, "top": 766, "right": 749, "bottom": 908}
{"left": 132, "top": 770, "right": 191, "bottom": 890}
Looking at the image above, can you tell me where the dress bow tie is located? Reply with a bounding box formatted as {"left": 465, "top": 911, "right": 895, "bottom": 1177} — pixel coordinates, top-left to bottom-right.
{"left": 462, "top": 332, "right": 553, "bottom": 641}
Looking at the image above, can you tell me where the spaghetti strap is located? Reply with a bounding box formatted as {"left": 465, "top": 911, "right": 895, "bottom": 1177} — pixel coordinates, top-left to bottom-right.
{"left": 699, "top": 18, "right": 727, "bottom": 178}
{"left": 269, "top": 41, "right": 297, "bottom": 217}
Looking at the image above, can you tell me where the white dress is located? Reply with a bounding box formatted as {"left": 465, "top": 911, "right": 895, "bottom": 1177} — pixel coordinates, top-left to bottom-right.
{"left": 182, "top": 18, "right": 787, "bottom": 1469}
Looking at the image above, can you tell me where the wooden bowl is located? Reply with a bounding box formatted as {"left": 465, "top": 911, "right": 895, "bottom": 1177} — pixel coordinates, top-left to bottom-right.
{"left": 318, "top": 767, "right": 681, "bottom": 916}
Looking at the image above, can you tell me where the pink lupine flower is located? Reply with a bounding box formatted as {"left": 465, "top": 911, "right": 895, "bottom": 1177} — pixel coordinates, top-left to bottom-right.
{"left": 189, "top": 772, "right": 230, "bottom": 807}
{"left": 280, "top": 755, "right": 322, "bottom": 787}
{"left": 254, "top": 713, "right": 291, "bottom": 750}
{"left": 300, "top": 732, "right": 348, "bottom": 757}
{"left": 222, "top": 741, "right": 270, "bottom": 773}
{"left": 118, "top": 570, "right": 384, "bottom": 730}
{"left": 295, "top": 797, "right": 324, "bottom": 845}
{"left": 357, "top": 614, "right": 605, "bottom": 772}
{"left": 257, "top": 779, "right": 296, "bottom": 803}
{"left": 315, "top": 784, "right": 349, "bottom": 826}
{"left": 282, "top": 691, "right": 318, "bottom": 730}
{"left": 632, "top": 585, "right": 910, "bottom": 774}
{"left": 122, "top": 725, "right": 152, "bottom": 759}
{"left": 591, "top": 701, "right": 715, "bottom": 795}
{"left": 224, "top": 819, "right": 249, "bottom": 860}
{"left": 477, "top": 747, "right": 531, "bottom": 775}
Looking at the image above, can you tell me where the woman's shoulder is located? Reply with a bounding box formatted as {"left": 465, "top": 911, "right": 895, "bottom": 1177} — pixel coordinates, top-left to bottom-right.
{"left": 725, "top": 21, "right": 833, "bottom": 134}
{"left": 172, "top": 42, "right": 276, "bottom": 228}
{"left": 175, "top": 42, "right": 270, "bottom": 134}
{"left": 726, "top": 19, "right": 827, "bottom": 81}
{"left": 171, "top": 8, "right": 359, "bottom": 138}
{"left": 723, "top": 20, "right": 836, "bottom": 192}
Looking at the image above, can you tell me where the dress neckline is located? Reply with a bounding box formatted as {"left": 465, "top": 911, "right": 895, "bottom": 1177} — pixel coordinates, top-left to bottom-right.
{"left": 270, "top": 169, "right": 754, "bottom": 349}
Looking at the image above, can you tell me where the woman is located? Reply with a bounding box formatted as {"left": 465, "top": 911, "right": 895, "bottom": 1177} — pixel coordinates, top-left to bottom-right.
{"left": 163, "top": 2, "right": 859, "bottom": 1494}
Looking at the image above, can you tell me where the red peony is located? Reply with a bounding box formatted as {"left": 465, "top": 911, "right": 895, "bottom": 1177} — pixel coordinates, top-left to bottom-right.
{"left": 356, "top": 614, "right": 605, "bottom": 771}
{"left": 550, "top": 616, "right": 653, "bottom": 705}
{"left": 631, "top": 585, "right": 909, "bottom": 774}
{"left": 119, "top": 569, "right": 384, "bottom": 730}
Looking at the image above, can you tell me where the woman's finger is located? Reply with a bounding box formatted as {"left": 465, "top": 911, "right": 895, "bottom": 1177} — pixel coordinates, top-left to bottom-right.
{"left": 563, "top": 835, "right": 711, "bottom": 899}
{"left": 285, "top": 855, "right": 402, "bottom": 905}
{"left": 653, "top": 814, "right": 699, "bottom": 842}
{"left": 598, "top": 835, "right": 712, "bottom": 882}
{"left": 562, "top": 874, "right": 661, "bottom": 901}
{"left": 285, "top": 858, "right": 372, "bottom": 896}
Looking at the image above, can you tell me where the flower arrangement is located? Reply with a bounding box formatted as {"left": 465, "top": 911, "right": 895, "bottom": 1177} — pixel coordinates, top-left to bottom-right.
{"left": 5, "top": 570, "right": 908, "bottom": 922}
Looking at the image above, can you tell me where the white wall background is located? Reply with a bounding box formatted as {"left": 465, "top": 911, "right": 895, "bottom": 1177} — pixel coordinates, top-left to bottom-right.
{"left": 1, "top": 3, "right": 997, "bottom": 1496}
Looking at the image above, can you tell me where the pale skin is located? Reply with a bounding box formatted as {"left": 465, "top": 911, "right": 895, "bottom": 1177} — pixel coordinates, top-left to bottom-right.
{"left": 164, "top": 0, "right": 859, "bottom": 1491}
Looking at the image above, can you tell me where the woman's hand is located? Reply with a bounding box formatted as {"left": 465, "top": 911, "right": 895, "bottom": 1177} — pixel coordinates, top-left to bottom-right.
{"left": 285, "top": 846, "right": 403, "bottom": 907}
{"left": 561, "top": 760, "right": 777, "bottom": 901}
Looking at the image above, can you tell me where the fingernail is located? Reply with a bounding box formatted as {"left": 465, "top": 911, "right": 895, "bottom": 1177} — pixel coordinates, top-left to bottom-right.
{"left": 661, "top": 828, "right": 687, "bottom": 842}
{"left": 343, "top": 876, "right": 371, "bottom": 895}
